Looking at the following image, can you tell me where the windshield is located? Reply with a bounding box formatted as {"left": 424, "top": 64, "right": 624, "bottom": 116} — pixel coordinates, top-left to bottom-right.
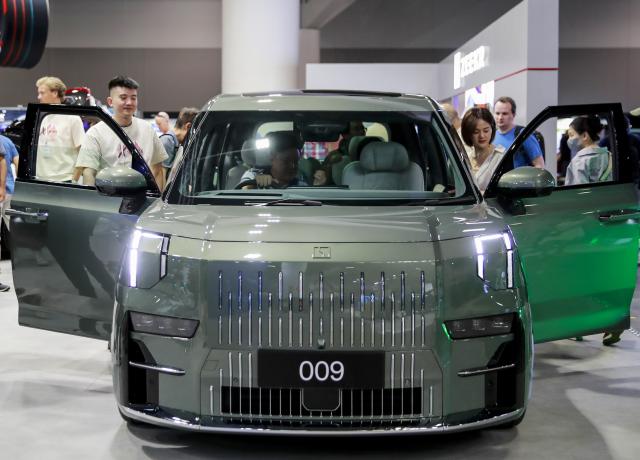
{"left": 167, "top": 110, "right": 474, "bottom": 205}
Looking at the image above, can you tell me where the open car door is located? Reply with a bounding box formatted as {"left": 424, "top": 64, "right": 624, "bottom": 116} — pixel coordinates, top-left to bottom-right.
{"left": 9, "top": 104, "right": 160, "bottom": 340}
{"left": 485, "top": 103, "right": 639, "bottom": 343}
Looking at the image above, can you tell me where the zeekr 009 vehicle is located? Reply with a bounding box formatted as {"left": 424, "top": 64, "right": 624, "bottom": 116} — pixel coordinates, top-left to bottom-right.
{"left": 9, "top": 91, "right": 638, "bottom": 434}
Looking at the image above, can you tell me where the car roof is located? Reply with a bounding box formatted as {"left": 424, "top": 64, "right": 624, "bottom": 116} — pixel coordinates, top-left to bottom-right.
{"left": 203, "top": 90, "right": 439, "bottom": 112}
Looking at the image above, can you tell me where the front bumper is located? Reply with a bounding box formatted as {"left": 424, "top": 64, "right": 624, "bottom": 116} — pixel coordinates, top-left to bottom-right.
{"left": 118, "top": 404, "right": 525, "bottom": 435}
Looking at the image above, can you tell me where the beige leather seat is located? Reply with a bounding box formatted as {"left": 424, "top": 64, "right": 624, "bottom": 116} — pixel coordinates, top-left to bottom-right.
{"left": 226, "top": 139, "right": 273, "bottom": 188}
{"left": 341, "top": 141, "right": 424, "bottom": 190}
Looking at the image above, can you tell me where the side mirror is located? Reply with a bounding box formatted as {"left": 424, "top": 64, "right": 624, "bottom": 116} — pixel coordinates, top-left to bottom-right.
{"left": 95, "top": 166, "right": 147, "bottom": 197}
{"left": 496, "top": 166, "right": 555, "bottom": 198}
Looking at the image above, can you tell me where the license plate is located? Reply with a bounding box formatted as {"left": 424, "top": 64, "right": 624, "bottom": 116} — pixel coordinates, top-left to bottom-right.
{"left": 258, "top": 350, "right": 384, "bottom": 389}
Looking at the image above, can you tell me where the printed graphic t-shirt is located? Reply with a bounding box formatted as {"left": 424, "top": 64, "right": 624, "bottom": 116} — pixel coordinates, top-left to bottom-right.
{"left": 76, "top": 117, "right": 168, "bottom": 171}
{"left": 36, "top": 114, "right": 86, "bottom": 182}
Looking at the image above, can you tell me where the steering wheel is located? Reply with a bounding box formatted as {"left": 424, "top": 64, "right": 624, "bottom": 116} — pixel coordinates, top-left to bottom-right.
{"left": 234, "top": 179, "right": 258, "bottom": 189}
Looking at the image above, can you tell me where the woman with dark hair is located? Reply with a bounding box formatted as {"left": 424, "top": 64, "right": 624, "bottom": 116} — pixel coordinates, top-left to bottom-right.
{"left": 461, "top": 107, "right": 505, "bottom": 192}
{"left": 564, "top": 116, "right": 611, "bottom": 186}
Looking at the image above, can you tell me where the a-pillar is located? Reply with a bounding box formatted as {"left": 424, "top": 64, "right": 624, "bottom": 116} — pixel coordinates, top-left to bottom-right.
{"left": 222, "top": 0, "right": 300, "bottom": 93}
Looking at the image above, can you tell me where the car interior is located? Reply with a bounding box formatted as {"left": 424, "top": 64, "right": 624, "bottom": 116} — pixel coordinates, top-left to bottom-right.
{"left": 174, "top": 113, "right": 462, "bottom": 198}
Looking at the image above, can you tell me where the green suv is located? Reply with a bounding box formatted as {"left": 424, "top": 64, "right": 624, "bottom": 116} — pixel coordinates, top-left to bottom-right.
{"left": 9, "top": 91, "right": 638, "bottom": 434}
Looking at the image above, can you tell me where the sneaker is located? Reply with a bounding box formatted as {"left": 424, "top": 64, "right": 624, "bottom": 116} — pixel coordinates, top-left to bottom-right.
{"left": 0, "top": 282, "right": 10, "bottom": 292}
{"left": 603, "top": 331, "right": 622, "bottom": 346}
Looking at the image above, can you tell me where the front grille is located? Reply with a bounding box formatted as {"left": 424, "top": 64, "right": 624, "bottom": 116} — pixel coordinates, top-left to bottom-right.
{"left": 207, "top": 263, "right": 438, "bottom": 350}
{"left": 203, "top": 350, "right": 442, "bottom": 425}
{"left": 221, "top": 387, "right": 422, "bottom": 417}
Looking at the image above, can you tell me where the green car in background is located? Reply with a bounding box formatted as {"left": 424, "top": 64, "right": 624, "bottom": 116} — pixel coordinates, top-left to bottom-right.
{"left": 9, "top": 92, "right": 639, "bottom": 434}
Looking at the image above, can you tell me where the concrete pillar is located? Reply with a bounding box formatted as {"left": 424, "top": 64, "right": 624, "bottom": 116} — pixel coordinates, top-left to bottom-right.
{"left": 299, "top": 29, "right": 320, "bottom": 89}
{"left": 222, "top": 0, "right": 300, "bottom": 93}
{"left": 524, "top": 0, "right": 559, "bottom": 178}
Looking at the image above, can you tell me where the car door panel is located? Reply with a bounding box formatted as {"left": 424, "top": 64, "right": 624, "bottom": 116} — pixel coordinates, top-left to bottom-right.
{"left": 10, "top": 104, "right": 158, "bottom": 340}
{"left": 485, "top": 103, "right": 638, "bottom": 343}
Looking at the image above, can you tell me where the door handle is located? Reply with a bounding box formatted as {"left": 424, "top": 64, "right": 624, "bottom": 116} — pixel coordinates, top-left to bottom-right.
{"left": 598, "top": 209, "right": 640, "bottom": 223}
{"left": 5, "top": 208, "right": 49, "bottom": 222}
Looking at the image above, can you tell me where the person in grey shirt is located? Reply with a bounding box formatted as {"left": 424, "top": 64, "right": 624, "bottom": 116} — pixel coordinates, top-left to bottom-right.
{"left": 155, "top": 111, "right": 179, "bottom": 178}
{"left": 564, "top": 116, "right": 611, "bottom": 186}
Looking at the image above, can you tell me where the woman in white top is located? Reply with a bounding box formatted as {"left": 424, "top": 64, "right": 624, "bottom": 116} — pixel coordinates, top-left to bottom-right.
{"left": 461, "top": 107, "right": 505, "bottom": 193}
{"left": 564, "top": 115, "right": 611, "bottom": 186}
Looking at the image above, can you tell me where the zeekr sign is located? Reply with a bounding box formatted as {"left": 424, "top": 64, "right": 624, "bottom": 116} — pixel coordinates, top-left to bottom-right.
{"left": 453, "top": 46, "right": 488, "bottom": 90}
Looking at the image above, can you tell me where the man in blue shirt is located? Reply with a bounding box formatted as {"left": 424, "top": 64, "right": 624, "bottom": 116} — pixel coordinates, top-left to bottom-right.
{"left": 494, "top": 96, "right": 545, "bottom": 169}
{"left": 0, "top": 135, "right": 11, "bottom": 292}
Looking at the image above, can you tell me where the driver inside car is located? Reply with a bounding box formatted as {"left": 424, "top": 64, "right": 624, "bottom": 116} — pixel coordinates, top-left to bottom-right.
{"left": 240, "top": 131, "right": 308, "bottom": 189}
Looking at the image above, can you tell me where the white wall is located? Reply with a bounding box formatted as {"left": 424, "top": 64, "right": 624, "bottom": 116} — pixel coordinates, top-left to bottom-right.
{"left": 305, "top": 63, "right": 440, "bottom": 95}
{"left": 438, "top": 0, "right": 558, "bottom": 103}
{"left": 47, "top": 0, "right": 222, "bottom": 48}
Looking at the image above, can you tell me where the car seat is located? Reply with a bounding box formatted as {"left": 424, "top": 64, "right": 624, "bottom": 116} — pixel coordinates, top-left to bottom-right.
{"left": 225, "top": 148, "right": 249, "bottom": 189}
{"left": 298, "top": 156, "right": 322, "bottom": 185}
{"left": 341, "top": 141, "right": 424, "bottom": 190}
{"left": 228, "top": 139, "right": 273, "bottom": 188}
{"left": 331, "top": 136, "right": 383, "bottom": 186}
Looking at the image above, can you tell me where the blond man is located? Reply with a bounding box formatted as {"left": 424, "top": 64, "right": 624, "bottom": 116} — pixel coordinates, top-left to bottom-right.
{"left": 35, "top": 76, "right": 85, "bottom": 182}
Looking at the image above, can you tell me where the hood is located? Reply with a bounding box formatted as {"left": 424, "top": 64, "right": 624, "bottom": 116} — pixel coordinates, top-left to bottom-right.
{"left": 137, "top": 201, "right": 506, "bottom": 243}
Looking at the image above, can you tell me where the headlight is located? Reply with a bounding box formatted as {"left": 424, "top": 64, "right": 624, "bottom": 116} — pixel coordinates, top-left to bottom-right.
{"left": 474, "top": 231, "right": 514, "bottom": 289}
{"left": 445, "top": 313, "right": 514, "bottom": 339}
{"left": 126, "top": 229, "right": 170, "bottom": 288}
{"left": 130, "top": 311, "right": 199, "bottom": 338}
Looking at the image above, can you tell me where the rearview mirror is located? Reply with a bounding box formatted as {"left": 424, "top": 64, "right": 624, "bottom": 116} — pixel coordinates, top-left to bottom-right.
{"left": 497, "top": 167, "right": 555, "bottom": 198}
{"left": 95, "top": 166, "right": 147, "bottom": 197}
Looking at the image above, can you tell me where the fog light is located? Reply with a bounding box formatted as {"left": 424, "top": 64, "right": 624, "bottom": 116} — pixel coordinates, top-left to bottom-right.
{"left": 445, "top": 313, "right": 514, "bottom": 339}
{"left": 130, "top": 312, "right": 199, "bottom": 338}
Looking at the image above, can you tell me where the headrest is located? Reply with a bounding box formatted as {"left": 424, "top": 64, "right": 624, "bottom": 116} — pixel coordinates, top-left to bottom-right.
{"left": 241, "top": 139, "right": 272, "bottom": 168}
{"left": 348, "top": 136, "right": 383, "bottom": 161}
{"left": 241, "top": 131, "right": 300, "bottom": 169}
{"left": 359, "top": 142, "right": 410, "bottom": 172}
{"left": 266, "top": 130, "right": 300, "bottom": 152}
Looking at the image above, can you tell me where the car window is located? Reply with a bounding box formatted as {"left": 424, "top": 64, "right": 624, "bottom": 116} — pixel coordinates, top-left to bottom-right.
{"left": 515, "top": 113, "right": 617, "bottom": 188}
{"left": 30, "top": 110, "right": 162, "bottom": 190}
{"left": 33, "top": 112, "right": 96, "bottom": 185}
{"left": 168, "top": 110, "right": 473, "bottom": 205}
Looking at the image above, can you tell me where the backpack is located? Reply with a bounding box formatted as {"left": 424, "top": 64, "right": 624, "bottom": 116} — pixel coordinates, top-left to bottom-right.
{"left": 514, "top": 125, "right": 545, "bottom": 165}
{"left": 160, "top": 132, "right": 179, "bottom": 167}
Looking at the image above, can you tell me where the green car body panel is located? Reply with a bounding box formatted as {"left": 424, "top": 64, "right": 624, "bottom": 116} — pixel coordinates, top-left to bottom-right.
{"left": 489, "top": 183, "right": 638, "bottom": 343}
{"left": 9, "top": 94, "right": 636, "bottom": 434}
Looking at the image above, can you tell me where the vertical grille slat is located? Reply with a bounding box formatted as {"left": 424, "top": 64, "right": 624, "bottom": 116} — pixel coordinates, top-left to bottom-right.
{"left": 220, "top": 386, "right": 424, "bottom": 418}
{"left": 213, "top": 267, "right": 435, "bottom": 350}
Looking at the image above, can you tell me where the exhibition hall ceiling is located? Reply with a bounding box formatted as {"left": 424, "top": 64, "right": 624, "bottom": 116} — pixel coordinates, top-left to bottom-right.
{"left": 319, "top": 0, "right": 519, "bottom": 49}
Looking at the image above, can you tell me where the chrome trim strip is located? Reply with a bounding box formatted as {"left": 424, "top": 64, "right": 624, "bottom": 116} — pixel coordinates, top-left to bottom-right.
{"left": 128, "top": 361, "right": 185, "bottom": 376}
{"left": 457, "top": 363, "right": 516, "bottom": 377}
{"left": 118, "top": 404, "right": 525, "bottom": 435}
{"left": 391, "top": 292, "right": 396, "bottom": 347}
{"left": 420, "top": 271, "right": 425, "bottom": 309}
{"left": 248, "top": 292, "right": 253, "bottom": 347}
{"left": 429, "top": 385, "right": 433, "bottom": 417}
{"left": 209, "top": 385, "right": 214, "bottom": 415}
{"left": 6, "top": 208, "right": 48, "bottom": 221}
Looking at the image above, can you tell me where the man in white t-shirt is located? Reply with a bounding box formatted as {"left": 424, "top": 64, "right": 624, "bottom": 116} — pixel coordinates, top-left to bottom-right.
{"left": 76, "top": 76, "right": 168, "bottom": 190}
{"left": 35, "top": 76, "right": 86, "bottom": 182}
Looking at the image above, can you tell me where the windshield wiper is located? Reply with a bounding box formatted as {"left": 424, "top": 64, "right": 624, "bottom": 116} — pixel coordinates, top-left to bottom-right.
{"left": 407, "top": 196, "right": 476, "bottom": 206}
{"left": 252, "top": 198, "right": 322, "bottom": 207}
